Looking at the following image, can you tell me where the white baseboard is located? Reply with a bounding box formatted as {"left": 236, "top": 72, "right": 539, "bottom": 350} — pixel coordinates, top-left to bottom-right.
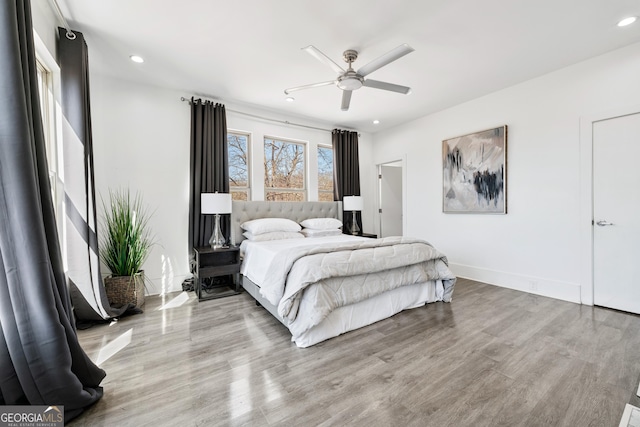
{"left": 145, "top": 273, "right": 192, "bottom": 296}
{"left": 147, "top": 266, "right": 584, "bottom": 303}
{"left": 449, "top": 263, "right": 583, "bottom": 304}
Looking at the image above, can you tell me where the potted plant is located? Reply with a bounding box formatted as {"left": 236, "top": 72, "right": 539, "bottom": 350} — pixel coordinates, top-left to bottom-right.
{"left": 100, "top": 189, "right": 155, "bottom": 309}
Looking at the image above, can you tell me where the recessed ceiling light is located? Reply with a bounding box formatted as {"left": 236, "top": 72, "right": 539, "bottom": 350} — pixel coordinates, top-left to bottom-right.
{"left": 373, "top": 120, "right": 380, "bottom": 125}
{"left": 129, "top": 55, "right": 144, "bottom": 63}
{"left": 618, "top": 16, "right": 637, "bottom": 27}
{"left": 285, "top": 97, "right": 295, "bottom": 102}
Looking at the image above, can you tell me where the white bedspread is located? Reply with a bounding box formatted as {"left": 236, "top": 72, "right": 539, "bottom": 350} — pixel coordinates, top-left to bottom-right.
{"left": 242, "top": 236, "right": 456, "bottom": 340}
{"left": 240, "top": 235, "right": 366, "bottom": 288}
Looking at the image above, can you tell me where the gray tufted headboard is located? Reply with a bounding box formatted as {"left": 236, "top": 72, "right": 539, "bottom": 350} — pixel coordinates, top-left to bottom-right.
{"left": 231, "top": 201, "right": 343, "bottom": 245}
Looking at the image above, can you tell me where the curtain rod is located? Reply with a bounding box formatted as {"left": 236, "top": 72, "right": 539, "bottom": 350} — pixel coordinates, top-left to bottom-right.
{"left": 49, "top": 0, "right": 76, "bottom": 40}
{"left": 180, "top": 96, "right": 360, "bottom": 135}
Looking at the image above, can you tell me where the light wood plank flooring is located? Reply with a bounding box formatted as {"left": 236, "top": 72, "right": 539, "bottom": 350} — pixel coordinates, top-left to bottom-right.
{"left": 69, "top": 278, "right": 640, "bottom": 426}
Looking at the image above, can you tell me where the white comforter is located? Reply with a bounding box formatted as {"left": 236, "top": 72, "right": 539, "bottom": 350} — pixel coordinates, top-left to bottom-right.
{"left": 250, "top": 236, "right": 456, "bottom": 338}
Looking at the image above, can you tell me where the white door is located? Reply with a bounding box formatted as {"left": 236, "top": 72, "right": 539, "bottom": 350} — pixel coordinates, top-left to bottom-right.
{"left": 593, "top": 112, "right": 640, "bottom": 314}
{"left": 379, "top": 162, "right": 403, "bottom": 237}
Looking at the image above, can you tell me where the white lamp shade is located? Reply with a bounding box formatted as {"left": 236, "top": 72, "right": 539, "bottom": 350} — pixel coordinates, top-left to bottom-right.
{"left": 343, "top": 196, "right": 363, "bottom": 211}
{"left": 201, "top": 193, "right": 232, "bottom": 214}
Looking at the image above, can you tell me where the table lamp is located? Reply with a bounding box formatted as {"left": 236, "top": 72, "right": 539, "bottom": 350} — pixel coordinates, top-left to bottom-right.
{"left": 201, "top": 192, "right": 232, "bottom": 249}
{"left": 343, "top": 196, "right": 363, "bottom": 235}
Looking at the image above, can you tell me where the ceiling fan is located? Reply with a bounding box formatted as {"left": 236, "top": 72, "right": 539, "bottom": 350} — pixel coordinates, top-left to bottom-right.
{"left": 284, "top": 44, "right": 415, "bottom": 111}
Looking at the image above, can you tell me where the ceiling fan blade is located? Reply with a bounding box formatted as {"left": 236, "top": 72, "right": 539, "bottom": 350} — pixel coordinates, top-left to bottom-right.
{"left": 284, "top": 80, "right": 336, "bottom": 95}
{"left": 341, "top": 90, "right": 352, "bottom": 111}
{"left": 303, "top": 45, "right": 345, "bottom": 74}
{"left": 357, "top": 43, "right": 415, "bottom": 77}
{"left": 363, "top": 79, "right": 411, "bottom": 94}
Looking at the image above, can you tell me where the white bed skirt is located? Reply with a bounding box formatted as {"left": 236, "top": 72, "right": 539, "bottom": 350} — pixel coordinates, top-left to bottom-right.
{"left": 241, "top": 275, "right": 445, "bottom": 348}
{"left": 293, "top": 279, "right": 444, "bottom": 348}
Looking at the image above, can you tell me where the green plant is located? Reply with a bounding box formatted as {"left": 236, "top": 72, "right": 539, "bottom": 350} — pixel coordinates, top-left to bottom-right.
{"left": 100, "top": 189, "right": 155, "bottom": 277}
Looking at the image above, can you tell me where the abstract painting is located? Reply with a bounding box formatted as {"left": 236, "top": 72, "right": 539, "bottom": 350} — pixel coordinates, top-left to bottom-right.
{"left": 443, "top": 125, "right": 507, "bottom": 213}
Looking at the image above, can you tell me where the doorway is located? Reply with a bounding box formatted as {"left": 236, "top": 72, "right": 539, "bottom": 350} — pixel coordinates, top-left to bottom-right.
{"left": 378, "top": 160, "right": 403, "bottom": 237}
{"left": 592, "top": 112, "right": 640, "bottom": 314}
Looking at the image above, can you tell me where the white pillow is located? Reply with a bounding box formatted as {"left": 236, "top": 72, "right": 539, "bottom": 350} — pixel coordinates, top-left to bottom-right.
{"left": 241, "top": 218, "right": 301, "bottom": 235}
{"left": 300, "top": 228, "right": 343, "bottom": 238}
{"left": 300, "top": 218, "right": 343, "bottom": 230}
{"left": 243, "top": 231, "right": 305, "bottom": 242}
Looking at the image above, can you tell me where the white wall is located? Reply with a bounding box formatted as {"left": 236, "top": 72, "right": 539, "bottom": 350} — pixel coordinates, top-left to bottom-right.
{"left": 90, "top": 75, "right": 375, "bottom": 295}
{"left": 372, "top": 41, "right": 640, "bottom": 303}
{"left": 91, "top": 77, "right": 191, "bottom": 295}
{"left": 32, "top": 0, "right": 60, "bottom": 56}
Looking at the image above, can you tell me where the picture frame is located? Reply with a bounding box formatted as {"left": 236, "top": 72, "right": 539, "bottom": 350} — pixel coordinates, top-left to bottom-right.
{"left": 442, "top": 125, "right": 507, "bottom": 214}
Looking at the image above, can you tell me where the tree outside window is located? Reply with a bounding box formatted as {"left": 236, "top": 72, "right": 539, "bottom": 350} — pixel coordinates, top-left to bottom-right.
{"left": 264, "top": 137, "right": 306, "bottom": 201}
{"left": 318, "top": 145, "right": 334, "bottom": 201}
{"left": 228, "top": 132, "right": 250, "bottom": 200}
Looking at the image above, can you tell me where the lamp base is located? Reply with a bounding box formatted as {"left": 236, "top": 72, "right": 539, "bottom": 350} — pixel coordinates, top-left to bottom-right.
{"left": 209, "top": 214, "right": 227, "bottom": 249}
{"left": 350, "top": 210, "right": 360, "bottom": 235}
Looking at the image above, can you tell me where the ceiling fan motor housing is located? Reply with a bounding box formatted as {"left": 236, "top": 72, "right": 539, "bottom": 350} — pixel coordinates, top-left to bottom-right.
{"left": 337, "top": 49, "right": 364, "bottom": 91}
{"left": 342, "top": 49, "right": 359, "bottom": 64}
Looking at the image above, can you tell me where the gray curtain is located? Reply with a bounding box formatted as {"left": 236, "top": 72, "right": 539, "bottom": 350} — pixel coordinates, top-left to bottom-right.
{"left": 332, "top": 129, "right": 362, "bottom": 233}
{"left": 0, "top": 0, "right": 104, "bottom": 421}
{"left": 57, "top": 28, "right": 128, "bottom": 321}
{"left": 188, "top": 99, "right": 229, "bottom": 249}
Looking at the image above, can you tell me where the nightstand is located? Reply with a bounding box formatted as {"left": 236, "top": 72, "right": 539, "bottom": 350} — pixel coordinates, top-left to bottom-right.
{"left": 343, "top": 231, "right": 378, "bottom": 238}
{"left": 193, "top": 246, "right": 241, "bottom": 301}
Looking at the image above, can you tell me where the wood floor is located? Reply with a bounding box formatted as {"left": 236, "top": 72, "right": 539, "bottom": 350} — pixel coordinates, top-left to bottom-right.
{"left": 69, "top": 278, "right": 640, "bottom": 426}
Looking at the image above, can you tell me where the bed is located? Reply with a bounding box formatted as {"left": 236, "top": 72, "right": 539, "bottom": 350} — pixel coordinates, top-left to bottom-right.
{"left": 231, "top": 201, "right": 456, "bottom": 348}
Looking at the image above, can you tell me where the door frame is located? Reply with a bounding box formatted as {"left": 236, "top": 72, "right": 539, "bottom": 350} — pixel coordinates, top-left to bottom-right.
{"left": 579, "top": 104, "right": 640, "bottom": 306}
{"left": 376, "top": 156, "right": 406, "bottom": 238}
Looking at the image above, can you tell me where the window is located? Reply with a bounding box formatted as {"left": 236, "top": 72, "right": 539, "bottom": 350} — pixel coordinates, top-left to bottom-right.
{"left": 264, "top": 137, "right": 306, "bottom": 201}
{"left": 36, "top": 59, "right": 58, "bottom": 213}
{"left": 228, "top": 131, "right": 250, "bottom": 200}
{"left": 317, "top": 145, "right": 334, "bottom": 202}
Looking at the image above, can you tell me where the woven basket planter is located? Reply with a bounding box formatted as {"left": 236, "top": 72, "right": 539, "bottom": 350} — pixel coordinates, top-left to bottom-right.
{"left": 104, "top": 271, "right": 145, "bottom": 308}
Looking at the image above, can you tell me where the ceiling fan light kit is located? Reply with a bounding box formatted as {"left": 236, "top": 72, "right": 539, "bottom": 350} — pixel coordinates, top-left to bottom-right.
{"left": 284, "top": 44, "right": 414, "bottom": 111}
{"left": 337, "top": 74, "right": 363, "bottom": 91}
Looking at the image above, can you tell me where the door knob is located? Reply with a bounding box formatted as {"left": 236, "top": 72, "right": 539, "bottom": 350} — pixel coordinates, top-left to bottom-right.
{"left": 596, "top": 220, "right": 614, "bottom": 226}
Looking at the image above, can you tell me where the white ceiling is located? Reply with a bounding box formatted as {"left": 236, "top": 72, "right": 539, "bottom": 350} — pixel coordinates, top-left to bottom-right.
{"left": 57, "top": 0, "right": 640, "bottom": 133}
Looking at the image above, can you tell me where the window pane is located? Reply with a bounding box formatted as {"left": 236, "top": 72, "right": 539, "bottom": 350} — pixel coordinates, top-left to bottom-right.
{"left": 228, "top": 133, "right": 249, "bottom": 189}
{"left": 264, "top": 138, "right": 305, "bottom": 192}
{"left": 318, "top": 192, "right": 334, "bottom": 202}
{"left": 318, "top": 146, "right": 333, "bottom": 196}
{"left": 36, "top": 61, "right": 52, "bottom": 164}
{"left": 266, "top": 191, "right": 305, "bottom": 202}
{"left": 36, "top": 60, "right": 57, "bottom": 215}
{"left": 231, "top": 191, "right": 248, "bottom": 201}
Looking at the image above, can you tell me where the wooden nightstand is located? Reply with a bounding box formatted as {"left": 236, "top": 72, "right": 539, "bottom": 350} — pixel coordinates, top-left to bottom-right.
{"left": 193, "top": 246, "right": 241, "bottom": 301}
